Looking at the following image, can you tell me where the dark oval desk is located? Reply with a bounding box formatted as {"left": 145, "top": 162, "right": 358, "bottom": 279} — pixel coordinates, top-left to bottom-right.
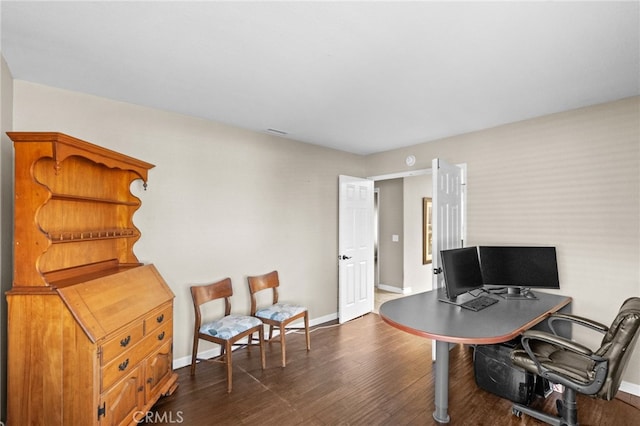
{"left": 379, "top": 288, "right": 572, "bottom": 423}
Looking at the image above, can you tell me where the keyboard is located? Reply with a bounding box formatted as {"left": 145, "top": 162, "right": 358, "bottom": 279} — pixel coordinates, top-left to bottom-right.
{"left": 460, "top": 295, "right": 498, "bottom": 312}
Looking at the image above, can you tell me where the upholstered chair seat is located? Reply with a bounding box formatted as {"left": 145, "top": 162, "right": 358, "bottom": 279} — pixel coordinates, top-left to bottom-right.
{"left": 255, "top": 303, "right": 307, "bottom": 322}
{"left": 200, "top": 314, "right": 264, "bottom": 340}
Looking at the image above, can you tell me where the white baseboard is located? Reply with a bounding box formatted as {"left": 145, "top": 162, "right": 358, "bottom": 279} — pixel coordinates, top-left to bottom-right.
{"left": 377, "top": 283, "right": 412, "bottom": 294}
{"left": 619, "top": 380, "right": 640, "bottom": 397}
{"left": 173, "top": 311, "right": 338, "bottom": 370}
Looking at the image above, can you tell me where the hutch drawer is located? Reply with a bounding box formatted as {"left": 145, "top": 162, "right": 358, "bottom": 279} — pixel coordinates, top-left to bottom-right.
{"left": 145, "top": 303, "right": 172, "bottom": 333}
{"left": 101, "top": 322, "right": 145, "bottom": 365}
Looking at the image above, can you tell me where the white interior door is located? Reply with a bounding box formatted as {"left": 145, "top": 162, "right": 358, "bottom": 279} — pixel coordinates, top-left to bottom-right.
{"left": 431, "top": 159, "right": 466, "bottom": 360}
{"left": 338, "top": 175, "right": 374, "bottom": 323}
{"left": 431, "top": 158, "right": 466, "bottom": 290}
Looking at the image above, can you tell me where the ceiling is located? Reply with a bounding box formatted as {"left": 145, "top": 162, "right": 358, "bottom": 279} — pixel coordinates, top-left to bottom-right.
{"left": 2, "top": 1, "right": 639, "bottom": 155}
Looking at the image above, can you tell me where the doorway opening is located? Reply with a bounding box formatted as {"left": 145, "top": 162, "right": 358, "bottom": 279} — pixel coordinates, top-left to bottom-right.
{"left": 370, "top": 169, "right": 432, "bottom": 312}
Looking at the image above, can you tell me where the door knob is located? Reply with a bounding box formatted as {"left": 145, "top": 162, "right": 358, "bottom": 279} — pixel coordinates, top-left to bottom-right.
{"left": 339, "top": 255, "right": 352, "bottom": 260}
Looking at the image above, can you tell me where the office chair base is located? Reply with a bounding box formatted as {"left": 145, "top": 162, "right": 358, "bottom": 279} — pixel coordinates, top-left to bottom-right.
{"left": 512, "top": 404, "right": 564, "bottom": 426}
{"left": 512, "top": 387, "right": 578, "bottom": 426}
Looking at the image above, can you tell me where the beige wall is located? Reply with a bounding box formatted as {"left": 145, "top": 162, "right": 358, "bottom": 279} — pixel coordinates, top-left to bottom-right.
{"left": 403, "top": 173, "right": 432, "bottom": 293}
{"left": 11, "top": 80, "right": 364, "bottom": 365}
{"left": 5, "top": 78, "right": 639, "bottom": 393}
{"left": 366, "top": 96, "right": 640, "bottom": 391}
{"left": 0, "top": 55, "right": 15, "bottom": 422}
{"left": 375, "top": 178, "right": 403, "bottom": 290}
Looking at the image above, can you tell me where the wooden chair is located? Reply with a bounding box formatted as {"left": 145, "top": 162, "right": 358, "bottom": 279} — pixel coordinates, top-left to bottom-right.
{"left": 247, "top": 270, "right": 310, "bottom": 367}
{"left": 190, "top": 278, "right": 266, "bottom": 392}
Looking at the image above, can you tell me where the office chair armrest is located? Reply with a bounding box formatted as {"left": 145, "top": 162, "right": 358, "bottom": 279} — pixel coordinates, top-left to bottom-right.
{"left": 548, "top": 312, "right": 608, "bottom": 336}
{"left": 520, "top": 329, "right": 609, "bottom": 395}
{"left": 521, "top": 329, "right": 594, "bottom": 357}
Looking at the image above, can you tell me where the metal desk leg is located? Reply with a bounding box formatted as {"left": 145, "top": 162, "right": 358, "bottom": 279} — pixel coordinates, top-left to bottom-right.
{"left": 433, "top": 340, "right": 450, "bottom": 423}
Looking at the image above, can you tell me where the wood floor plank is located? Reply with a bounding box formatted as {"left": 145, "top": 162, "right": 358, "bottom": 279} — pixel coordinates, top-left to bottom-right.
{"left": 148, "top": 313, "right": 639, "bottom": 425}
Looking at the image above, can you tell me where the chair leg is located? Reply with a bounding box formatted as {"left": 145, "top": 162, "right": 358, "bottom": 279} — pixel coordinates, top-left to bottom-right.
{"left": 280, "top": 324, "right": 287, "bottom": 367}
{"left": 259, "top": 327, "right": 266, "bottom": 369}
{"left": 190, "top": 338, "right": 199, "bottom": 376}
{"left": 225, "top": 341, "right": 233, "bottom": 393}
{"left": 247, "top": 331, "right": 254, "bottom": 353}
{"left": 304, "top": 311, "right": 311, "bottom": 351}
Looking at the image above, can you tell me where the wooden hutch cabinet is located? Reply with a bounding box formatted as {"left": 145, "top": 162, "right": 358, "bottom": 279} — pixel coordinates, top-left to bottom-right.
{"left": 6, "top": 132, "right": 178, "bottom": 425}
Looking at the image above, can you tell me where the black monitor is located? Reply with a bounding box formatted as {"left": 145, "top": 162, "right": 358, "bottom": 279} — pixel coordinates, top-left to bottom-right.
{"left": 478, "top": 246, "right": 559, "bottom": 299}
{"left": 440, "top": 246, "right": 484, "bottom": 301}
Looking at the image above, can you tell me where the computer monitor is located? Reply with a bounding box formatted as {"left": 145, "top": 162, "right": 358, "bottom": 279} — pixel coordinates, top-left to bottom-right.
{"left": 440, "top": 246, "right": 484, "bottom": 301}
{"left": 478, "top": 246, "right": 559, "bottom": 299}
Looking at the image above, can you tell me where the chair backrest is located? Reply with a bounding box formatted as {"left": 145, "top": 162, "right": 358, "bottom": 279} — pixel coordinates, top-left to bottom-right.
{"left": 190, "top": 278, "right": 233, "bottom": 327}
{"left": 247, "top": 270, "right": 279, "bottom": 314}
{"left": 594, "top": 297, "right": 640, "bottom": 400}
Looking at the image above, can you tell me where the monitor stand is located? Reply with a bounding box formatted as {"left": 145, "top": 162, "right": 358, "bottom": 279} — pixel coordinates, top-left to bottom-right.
{"left": 503, "top": 287, "right": 537, "bottom": 300}
{"left": 437, "top": 289, "right": 480, "bottom": 306}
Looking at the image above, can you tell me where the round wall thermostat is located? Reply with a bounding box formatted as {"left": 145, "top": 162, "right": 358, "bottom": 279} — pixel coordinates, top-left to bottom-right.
{"left": 405, "top": 155, "right": 416, "bottom": 166}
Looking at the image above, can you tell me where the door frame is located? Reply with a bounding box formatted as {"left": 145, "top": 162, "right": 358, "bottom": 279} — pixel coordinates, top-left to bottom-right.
{"left": 368, "top": 168, "right": 432, "bottom": 295}
{"left": 369, "top": 164, "right": 467, "bottom": 293}
{"left": 367, "top": 168, "right": 432, "bottom": 182}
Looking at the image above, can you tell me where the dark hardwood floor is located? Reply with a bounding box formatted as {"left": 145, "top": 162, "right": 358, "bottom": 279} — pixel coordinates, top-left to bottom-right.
{"left": 147, "top": 314, "right": 639, "bottom": 425}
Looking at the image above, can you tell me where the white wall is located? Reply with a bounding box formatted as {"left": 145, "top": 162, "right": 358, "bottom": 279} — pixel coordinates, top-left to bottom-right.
{"left": 366, "top": 97, "right": 640, "bottom": 392}
{"left": 11, "top": 80, "right": 364, "bottom": 365}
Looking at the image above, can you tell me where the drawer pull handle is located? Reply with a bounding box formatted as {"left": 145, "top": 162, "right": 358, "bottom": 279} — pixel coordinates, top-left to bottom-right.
{"left": 156, "top": 314, "right": 164, "bottom": 323}
{"left": 120, "top": 335, "right": 131, "bottom": 347}
{"left": 118, "top": 358, "right": 130, "bottom": 371}
{"left": 157, "top": 331, "right": 165, "bottom": 341}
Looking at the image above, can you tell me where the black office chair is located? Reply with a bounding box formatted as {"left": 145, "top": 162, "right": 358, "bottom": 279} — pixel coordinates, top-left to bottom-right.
{"left": 510, "top": 297, "right": 640, "bottom": 426}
